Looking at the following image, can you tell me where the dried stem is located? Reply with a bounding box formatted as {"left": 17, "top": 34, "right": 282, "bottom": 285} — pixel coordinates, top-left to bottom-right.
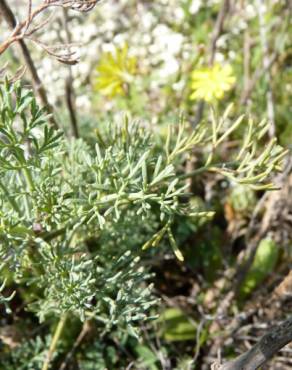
{"left": 256, "top": 0, "right": 276, "bottom": 138}
{"left": 216, "top": 316, "right": 292, "bottom": 370}
{"left": 0, "top": 0, "right": 59, "bottom": 128}
{"left": 0, "top": 0, "right": 99, "bottom": 130}
{"left": 187, "top": 0, "right": 231, "bottom": 191}
{"left": 240, "top": 53, "right": 277, "bottom": 105}
{"left": 63, "top": 8, "right": 79, "bottom": 137}
{"left": 208, "top": 0, "right": 230, "bottom": 66}
{"left": 59, "top": 320, "right": 91, "bottom": 370}
{"left": 191, "top": 0, "right": 230, "bottom": 128}
{"left": 0, "top": 1, "right": 99, "bottom": 64}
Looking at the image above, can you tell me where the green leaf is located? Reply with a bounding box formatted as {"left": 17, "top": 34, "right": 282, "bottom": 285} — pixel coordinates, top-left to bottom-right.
{"left": 159, "top": 308, "right": 197, "bottom": 341}
{"left": 239, "top": 238, "right": 279, "bottom": 298}
{"left": 134, "top": 345, "right": 159, "bottom": 370}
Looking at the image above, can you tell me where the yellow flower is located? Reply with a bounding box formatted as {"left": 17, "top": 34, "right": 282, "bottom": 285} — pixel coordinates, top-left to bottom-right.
{"left": 95, "top": 44, "right": 137, "bottom": 98}
{"left": 190, "top": 64, "right": 235, "bottom": 102}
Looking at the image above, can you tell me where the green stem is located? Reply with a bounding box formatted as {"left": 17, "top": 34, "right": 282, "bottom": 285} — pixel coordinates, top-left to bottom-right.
{"left": 0, "top": 180, "right": 21, "bottom": 215}
{"left": 40, "top": 211, "right": 93, "bottom": 242}
{"left": 179, "top": 161, "right": 238, "bottom": 180}
{"left": 21, "top": 167, "right": 36, "bottom": 219}
{"left": 42, "top": 314, "right": 68, "bottom": 370}
{"left": 40, "top": 163, "right": 239, "bottom": 243}
{"left": 22, "top": 167, "right": 35, "bottom": 192}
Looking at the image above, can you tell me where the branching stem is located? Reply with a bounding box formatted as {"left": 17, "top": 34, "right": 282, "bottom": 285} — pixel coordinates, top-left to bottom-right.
{"left": 42, "top": 314, "right": 68, "bottom": 370}
{"left": 179, "top": 161, "right": 238, "bottom": 180}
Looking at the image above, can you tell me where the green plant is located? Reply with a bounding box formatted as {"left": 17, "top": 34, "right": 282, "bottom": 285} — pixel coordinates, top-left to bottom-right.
{"left": 0, "top": 335, "right": 54, "bottom": 370}
{"left": 0, "top": 78, "right": 287, "bottom": 368}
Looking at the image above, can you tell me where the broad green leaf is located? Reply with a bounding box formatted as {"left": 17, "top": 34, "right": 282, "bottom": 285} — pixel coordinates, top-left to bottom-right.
{"left": 159, "top": 308, "right": 197, "bottom": 341}
{"left": 240, "top": 238, "right": 279, "bottom": 298}
{"left": 135, "top": 345, "right": 159, "bottom": 370}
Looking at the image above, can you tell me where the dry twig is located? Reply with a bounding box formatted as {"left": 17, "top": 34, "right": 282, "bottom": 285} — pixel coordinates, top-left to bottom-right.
{"left": 0, "top": 0, "right": 59, "bottom": 128}
{"left": 62, "top": 8, "right": 79, "bottom": 137}
{"left": 255, "top": 0, "right": 275, "bottom": 138}
{"left": 0, "top": 0, "right": 99, "bottom": 129}
{"left": 216, "top": 316, "right": 292, "bottom": 370}
{"left": 0, "top": 0, "right": 99, "bottom": 63}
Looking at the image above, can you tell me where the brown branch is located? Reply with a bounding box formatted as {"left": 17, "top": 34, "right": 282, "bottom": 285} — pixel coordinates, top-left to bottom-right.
{"left": 191, "top": 0, "right": 230, "bottom": 128}
{"left": 243, "top": 29, "right": 251, "bottom": 103}
{"left": 0, "top": 1, "right": 95, "bottom": 63}
{"left": 208, "top": 0, "right": 230, "bottom": 66}
{"left": 59, "top": 320, "right": 91, "bottom": 370}
{"left": 0, "top": 0, "right": 59, "bottom": 129}
{"left": 65, "top": 74, "right": 79, "bottom": 137}
{"left": 63, "top": 8, "right": 79, "bottom": 137}
{"left": 0, "top": 0, "right": 99, "bottom": 130}
{"left": 0, "top": 64, "right": 26, "bottom": 83}
{"left": 216, "top": 316, "right": 292, "bottom": 370}
{"left": 240, "top": 3, "right": 290, "bottom": 106}
{"left": 255, "top": 0, "right": 275, "bottom": 138}
{"left": 187, "top": 0, "right": 231, "bottom": 191}
{"left": 45, "top": 0, "right": 99, "bottom": 13}
{"left": 240, "top": 54, "right": 277, "bottom": 106}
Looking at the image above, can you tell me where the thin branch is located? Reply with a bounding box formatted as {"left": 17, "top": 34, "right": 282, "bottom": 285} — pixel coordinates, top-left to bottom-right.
{"left": 1, "top": 2, "right": 70, "bottom": 62}
{"left": 187, "top": 0, "right": 231, "bottom": 191}
{"left": 0, "top": 1, "right": 99, "bottom": 61}
{"left": 42, "top": 314, "right": 68, "bottom": 370}
{"left": 241, "top": 3, "right": 290, "bottom": 106}
{"left": 59, "top": 320, "right": 91, "bottom": 370}
{"left": 256, "top": 0, "right": 275, "bottom": 138}
{"left": 216, "top": 316, "right": 292, "bottom": 370}
{"left": 0, "top": 0, "right": 99, "bottom": 130}
{"left": 63, "top": 8, "right": 79, "bottom": 137}
{"left": 191, "top": 0, "right": 230, "bottom": 128}
{"left": 209, "top": 0, "right": 230, "bottom": 66}
{"left": 240, "top": 53, "right": 277, "bottom": 105}
{"left": 243, "top": 28, "right": 251, "bottom": 104}
{"left": 0, "top": 0, "right": 59, "bottom": 129}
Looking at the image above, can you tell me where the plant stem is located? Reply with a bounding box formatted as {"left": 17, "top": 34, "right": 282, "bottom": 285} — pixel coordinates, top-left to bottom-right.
{"left": 179, "top": 161, "right": 238, "bottom": 180}
{"left": 23, "top": 167, "right": 35, "bottom": 192}
{"left": 63, "top": 8, "right": 79, "bottom": 138}
{"left": 0, "top": 0, "right": 59, "bottom": 129}
{"left": 0, "top": 180, "right": 21, "bottom": 215}
{"left": 59, "top": 320, "right": 91, "bottom": 370}
{"left": 256, "top": 0, "right": 276, "bottom": 139}
{"left": 21, "top": 167, "right": 35, "bottom": 218}
{"left": 42, "top": 314, "right": 68, "bottom": 370}
{"left": 217, "top": 316, "right": 292, "bottom": 370}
